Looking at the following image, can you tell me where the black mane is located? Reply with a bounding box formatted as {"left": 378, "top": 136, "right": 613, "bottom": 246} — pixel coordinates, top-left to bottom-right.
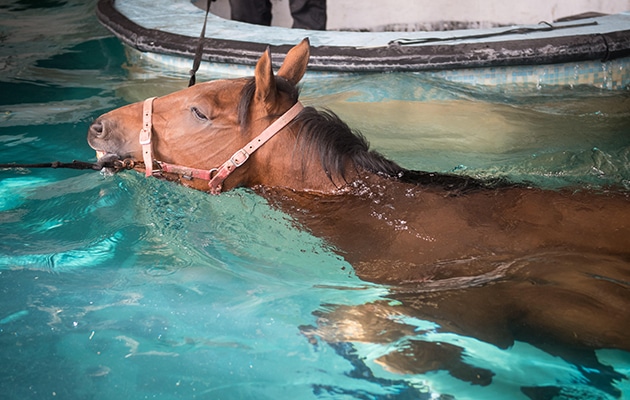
{"left": 239, "top": 78, "right": 502, "bottom": 192}
{"left": 292, "top": 107, "right": 403, "bottom": 182}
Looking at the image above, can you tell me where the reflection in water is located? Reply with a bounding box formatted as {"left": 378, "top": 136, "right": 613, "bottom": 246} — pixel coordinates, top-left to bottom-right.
{"left": 325, "top": 94, "right": 630, "bottom": 188}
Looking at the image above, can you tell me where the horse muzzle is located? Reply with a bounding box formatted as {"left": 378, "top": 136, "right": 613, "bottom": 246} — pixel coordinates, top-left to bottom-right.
{"left": 87, "top": 117, "right": 139, "bottom": 167}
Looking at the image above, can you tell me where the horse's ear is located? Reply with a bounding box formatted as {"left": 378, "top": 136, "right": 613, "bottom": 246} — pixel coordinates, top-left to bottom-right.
{"left": 277, "top": 38, "right": 310, "bottom": 85}
{"left": 254, "top": 47, "right": 277, "bottom": 107}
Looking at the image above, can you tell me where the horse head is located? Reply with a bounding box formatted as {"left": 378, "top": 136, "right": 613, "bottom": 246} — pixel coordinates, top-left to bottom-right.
{"left": 88, "top": 39, "right": 350, "bottom": 193}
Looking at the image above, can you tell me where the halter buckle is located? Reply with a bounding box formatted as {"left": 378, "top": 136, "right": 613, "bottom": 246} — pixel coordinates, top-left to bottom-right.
{"left": 230, "top": 149, "right": 250, "bottom": 168}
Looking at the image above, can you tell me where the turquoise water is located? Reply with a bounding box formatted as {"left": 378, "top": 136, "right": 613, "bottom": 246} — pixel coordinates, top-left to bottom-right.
{"left": 1, "top": 1, "right": 630, "bottom": 399}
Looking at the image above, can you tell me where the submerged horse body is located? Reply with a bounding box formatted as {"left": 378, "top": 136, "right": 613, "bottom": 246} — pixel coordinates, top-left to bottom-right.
{"left": 88, "top": 39, "right": 630, "bottom": 357}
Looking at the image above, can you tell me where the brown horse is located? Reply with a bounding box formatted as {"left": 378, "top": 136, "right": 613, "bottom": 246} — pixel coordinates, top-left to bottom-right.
{"left": 88, "top": 40, "right": 630, "bottom": 362}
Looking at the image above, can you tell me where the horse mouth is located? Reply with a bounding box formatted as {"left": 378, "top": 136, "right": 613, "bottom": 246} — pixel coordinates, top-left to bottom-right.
{"left": 95, "top": 151, "right": 123, "bottom": 173}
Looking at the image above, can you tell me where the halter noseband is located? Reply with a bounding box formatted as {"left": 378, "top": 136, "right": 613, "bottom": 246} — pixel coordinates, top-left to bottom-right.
{"left": 138, "top": 96, "right": 304, "bottom": 194}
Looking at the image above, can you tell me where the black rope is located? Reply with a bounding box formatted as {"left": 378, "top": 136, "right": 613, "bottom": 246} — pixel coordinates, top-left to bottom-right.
{"left": 0, "top": 159, "right": 136, "bottom": 171}
{"left": 188, "top": 0, "right": 212, "bottom": 87}
{"left": 389, "top": 20, "right": 598, "bottom": 46}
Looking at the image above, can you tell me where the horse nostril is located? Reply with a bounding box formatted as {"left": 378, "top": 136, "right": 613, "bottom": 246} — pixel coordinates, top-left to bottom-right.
{"left": 90, "top": 120, "right": 104, "bottom": 137}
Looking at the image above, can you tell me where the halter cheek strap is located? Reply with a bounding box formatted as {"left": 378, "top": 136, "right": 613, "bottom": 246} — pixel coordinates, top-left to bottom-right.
{"left": 207, "top": 101, "right": 304, "bottom": 194}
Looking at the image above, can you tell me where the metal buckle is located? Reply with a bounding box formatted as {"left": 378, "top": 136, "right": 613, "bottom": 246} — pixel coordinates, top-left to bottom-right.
{"left": 230, "top": 149, "right": 249, "bottom": 167}
{"left": 139, "top": 135, "right": 151, "bottom": 146}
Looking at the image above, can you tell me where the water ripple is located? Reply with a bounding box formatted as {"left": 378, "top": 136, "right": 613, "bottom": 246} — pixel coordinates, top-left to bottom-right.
{"left": 0, "top": 231, "right": 123, "bottom": 272}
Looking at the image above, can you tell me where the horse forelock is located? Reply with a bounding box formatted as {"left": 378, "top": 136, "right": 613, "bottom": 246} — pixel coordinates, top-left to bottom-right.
{"left": 237, "top": 77, "right": 300, "bottom": 129}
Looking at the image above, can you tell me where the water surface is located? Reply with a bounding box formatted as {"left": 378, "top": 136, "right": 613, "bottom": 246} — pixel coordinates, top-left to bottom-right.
{"left": 1, "top": 1, "right": 629, "bottom": 399}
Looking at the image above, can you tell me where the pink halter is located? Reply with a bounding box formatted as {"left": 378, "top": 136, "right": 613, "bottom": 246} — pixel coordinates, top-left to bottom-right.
{"left": 138, "top": 96, "right": 304, "bottom": 194}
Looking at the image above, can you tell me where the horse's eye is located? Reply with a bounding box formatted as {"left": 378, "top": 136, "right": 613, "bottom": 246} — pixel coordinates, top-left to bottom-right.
{"left": 191, "top": 107, "right": 208, "bottom": 122}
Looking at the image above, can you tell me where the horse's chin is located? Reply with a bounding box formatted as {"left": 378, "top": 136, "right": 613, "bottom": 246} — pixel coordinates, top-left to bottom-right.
{"left": 95, "top": 151, "right": 123, "bottom": 174}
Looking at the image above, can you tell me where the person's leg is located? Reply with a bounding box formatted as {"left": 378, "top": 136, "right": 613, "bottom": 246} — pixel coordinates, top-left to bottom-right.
{"left": 229, "top": 0, "right": 272, "bottom": 25}
{"left": 289, "top": 0, "right": 326, "bottom": 30}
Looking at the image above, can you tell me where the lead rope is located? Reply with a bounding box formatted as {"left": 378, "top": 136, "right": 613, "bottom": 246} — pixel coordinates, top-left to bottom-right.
{"left": 0, "top": 159, "right": 136, "bottom": 171}
{"left": 188, "top": 0, "right": 212, "bottom": 87}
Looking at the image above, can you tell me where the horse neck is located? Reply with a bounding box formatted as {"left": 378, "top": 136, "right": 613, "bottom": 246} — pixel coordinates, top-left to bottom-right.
{"left": 251, "top": 146, "right": 352, "bottom": 193}
{"left": 248, "top": 126, "right": 359, "bottom": 193}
